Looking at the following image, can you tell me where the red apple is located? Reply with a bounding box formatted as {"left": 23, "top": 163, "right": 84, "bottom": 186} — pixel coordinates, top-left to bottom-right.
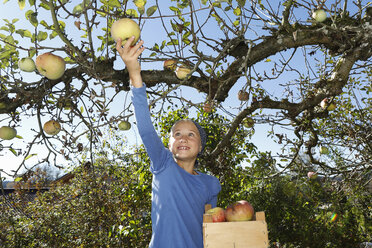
{"left": 205, "top": 207, "right": 226, "bottom": 222}
{"left": 238, "top": 90, "right": 249, "bottom": 101}
{"left": 225, "top": 200, "right": 254, "bottom": 222}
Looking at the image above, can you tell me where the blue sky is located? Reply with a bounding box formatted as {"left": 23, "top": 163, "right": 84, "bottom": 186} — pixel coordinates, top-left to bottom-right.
{"left": 0, "top": 1, "right": 302, "bottom": 179}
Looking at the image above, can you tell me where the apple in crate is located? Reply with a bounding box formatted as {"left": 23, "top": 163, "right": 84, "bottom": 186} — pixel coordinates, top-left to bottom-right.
{"left": 225, "top": 200, "right": 254, "bottom": 222}
{"left": 205, "top": 207, "right": 226, "bottom": 222}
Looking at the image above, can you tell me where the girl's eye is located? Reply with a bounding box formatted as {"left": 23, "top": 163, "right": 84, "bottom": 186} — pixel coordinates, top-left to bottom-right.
{"left": 189, "top": 133, "right": 194, "bottom": 137}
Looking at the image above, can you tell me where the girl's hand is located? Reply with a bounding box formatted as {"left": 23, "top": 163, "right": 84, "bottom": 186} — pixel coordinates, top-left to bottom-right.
{"left": 116, "top": 36, "right": 145, "bottom": 88}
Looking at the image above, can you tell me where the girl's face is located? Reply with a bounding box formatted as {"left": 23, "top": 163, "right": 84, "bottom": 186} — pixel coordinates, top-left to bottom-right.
{"left": 168, "top": 120, "right": 202, "bottom": 162}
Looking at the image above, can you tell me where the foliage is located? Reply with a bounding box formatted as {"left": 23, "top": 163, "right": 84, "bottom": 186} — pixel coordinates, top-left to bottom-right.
{"left": 1, "top": 146, "right": 152, "bottom": 248}
{"left": 0, "top": 0, "right": 371, "bottom": 246}
{"left": 1, "top": 110, "right": 371, "bottom": 247}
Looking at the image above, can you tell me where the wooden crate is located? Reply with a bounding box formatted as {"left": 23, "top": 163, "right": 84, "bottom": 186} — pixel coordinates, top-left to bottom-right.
{"left": 203, "top": 204, "right": 269, "bottom": 248}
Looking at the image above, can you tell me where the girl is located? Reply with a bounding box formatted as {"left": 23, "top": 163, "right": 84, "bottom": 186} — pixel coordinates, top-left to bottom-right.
{"left": 116, "top": 36, "right": 221, "bottom": 248}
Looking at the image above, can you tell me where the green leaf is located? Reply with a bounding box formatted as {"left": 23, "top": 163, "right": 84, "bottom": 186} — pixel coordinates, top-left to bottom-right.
{"left": 18, "top": 0, "right": 26, "bottom": 10}
{"left": 146, "top": 5, "right": 157, "bottom": 16}
{"left": 73, "top": 3, "right": 84, "bottom": 14}
{"left": 133, "top": 0, "right": 146, "bottom": 8}
{"left": 9, "top": 148, "right": 17, "bottom": 156}
{"left": 50, "top": 31, "right": 58, "bottom": 39}
{"left": 233, "top": 7, "right": 241, "bottom": 16}
{"left": 125, "top": 9, "right": 138, "bottom": 17}
{"left": 25, "top": 153, "right": 36, "bottom": 160}
{"left": 14, "top": 177, "right": 23, "bottom": 182}
{"left": 107, "top": 0, "right": 121, "bottom": 8}
{"left": 25, "top": 10, "right": 38, "bottom": 27}
{"left": 36, "top": 31, "right": 48, "bottom": 41}
{"left": 237, "top": 0, "right": 246, "bottom": 7}
{"left": 138, "top": 6, "right": 145, "bottom": 15}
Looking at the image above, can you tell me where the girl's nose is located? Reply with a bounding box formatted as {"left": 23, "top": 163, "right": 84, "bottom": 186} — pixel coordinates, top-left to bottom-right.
{"left": 179, "top": 135, "right": 187, "bottom": 142}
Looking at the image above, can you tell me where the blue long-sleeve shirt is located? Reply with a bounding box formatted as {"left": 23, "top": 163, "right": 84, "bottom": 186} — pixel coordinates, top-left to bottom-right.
{"left": 132, "top": 85, "right": 221, "bottom": 248}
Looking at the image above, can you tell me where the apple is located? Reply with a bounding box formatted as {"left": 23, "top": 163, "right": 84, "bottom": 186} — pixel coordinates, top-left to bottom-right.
{"left": 0, "top": 126, "right": 17, "bottom": 140}
{"left": 203, "top": 102, "right": 213, "bottom": 113}
{"left": 18, "top": 57, "right": 36, "bottom": 72}
{"left": 225, "top": 200, "right": 255, "bottom": 222}
{"left": 312, "top": 9, "right": 327, "bottom": 23}
{"left": 205, "top": 207, "right": 226, "bottom": 222}
{"left": 307, "top": 171, "right": 317, "bottom": 179}
{"left": 319, "top": 146, "right": 329, "bottom": 154}
{"left": 175, "top": 66, "right": 192, "bottom": 80}
{"left": 111, "top": 18, "right": 141, "bottom": 46}
{"left": 163, "top": 59, "right": 177, "bottom": 71}
{"left": 36, "top": 53, "right": 66, "bottom": 80}
{"left": 320, "top": 99, "right": 336, "bottom": 111}
{"left": 43, "top": 120, "right": 61, "bottom": 135}
{"left": 327, "top": 102, "right": 336, "bottom": 111}
{"left": 238, "top": 90, "right": 249, "bottom": 101}
{"left": 118, "top": 120, "right": 131, "bottom": 131}
{"left": 243, "top": 117, "right": 255, "bottom": 128}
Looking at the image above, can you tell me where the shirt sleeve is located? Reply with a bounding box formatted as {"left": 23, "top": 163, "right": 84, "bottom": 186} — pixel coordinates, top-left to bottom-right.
{"left": 131, "top": 85, "right": 169, "bottom": 173}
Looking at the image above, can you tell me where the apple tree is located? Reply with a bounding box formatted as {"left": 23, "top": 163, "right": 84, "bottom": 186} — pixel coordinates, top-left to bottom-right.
{"left": 0, "top": 0, "right": 371, "bottom": 193}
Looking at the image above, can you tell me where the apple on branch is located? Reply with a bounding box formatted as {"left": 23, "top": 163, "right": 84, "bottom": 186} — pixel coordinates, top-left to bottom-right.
{"left": 312, "top": 9, "right": 327, "bottom": 23}
{"left": 18, "top": 57, "right": 36, "bottom": 72}
{"left": 175, "top": 65, "right": 192, "bottom": 80}
{"left": 203, "top": 102, "right": 213, "bottom": 113}
{"left": 225, "top": 200, "right": 255, "bottom": 222}
{"left": 319, "top": 146, "right": 329, "bottom": 154}
{"left": 243, "top": 117, "right": 255, "bottom": 128}
{"left": 111, "top": 18, "right": 141, "bottom": 46}
{"left": 205, "top": 207, "right": 226, "bottom": 222}
{"left": 0, "top": 126, "right": 17, "bottom": 140}
{"left": 43, "top": 120, "right": 61, "bottom": 135}
{"left": 307, "top": 171, "right": 317, "bottom": 179}
{"left": 163, "top": 59, "right": 177, "bottom": 71}
{"left": 320, "top": 98, "right": 336, "bottom": 111}
{"left": 238, "top": 90, "right": 249, "bottom": 101}
{"left": 36, "top": 53, "right": 66, "bottom": 80}
{"left": 118, "top": 120, "right": 131, "bottom": 131}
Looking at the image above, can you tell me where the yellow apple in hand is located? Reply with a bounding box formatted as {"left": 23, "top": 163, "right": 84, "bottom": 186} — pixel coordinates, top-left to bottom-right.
{"left": 111, "top": 18, "right": 141, "bottom": 46}
{"left": 18, "top": 57, "right": 36, "bottom": 72}
{"left": 43, "top": 120, "right": 61, "bottom": 135}
{"left": 36, "top": 53, "right": 66, "bottom": 80}
{"left": 0, "top": 126, "right": 17, "bottom": 140}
